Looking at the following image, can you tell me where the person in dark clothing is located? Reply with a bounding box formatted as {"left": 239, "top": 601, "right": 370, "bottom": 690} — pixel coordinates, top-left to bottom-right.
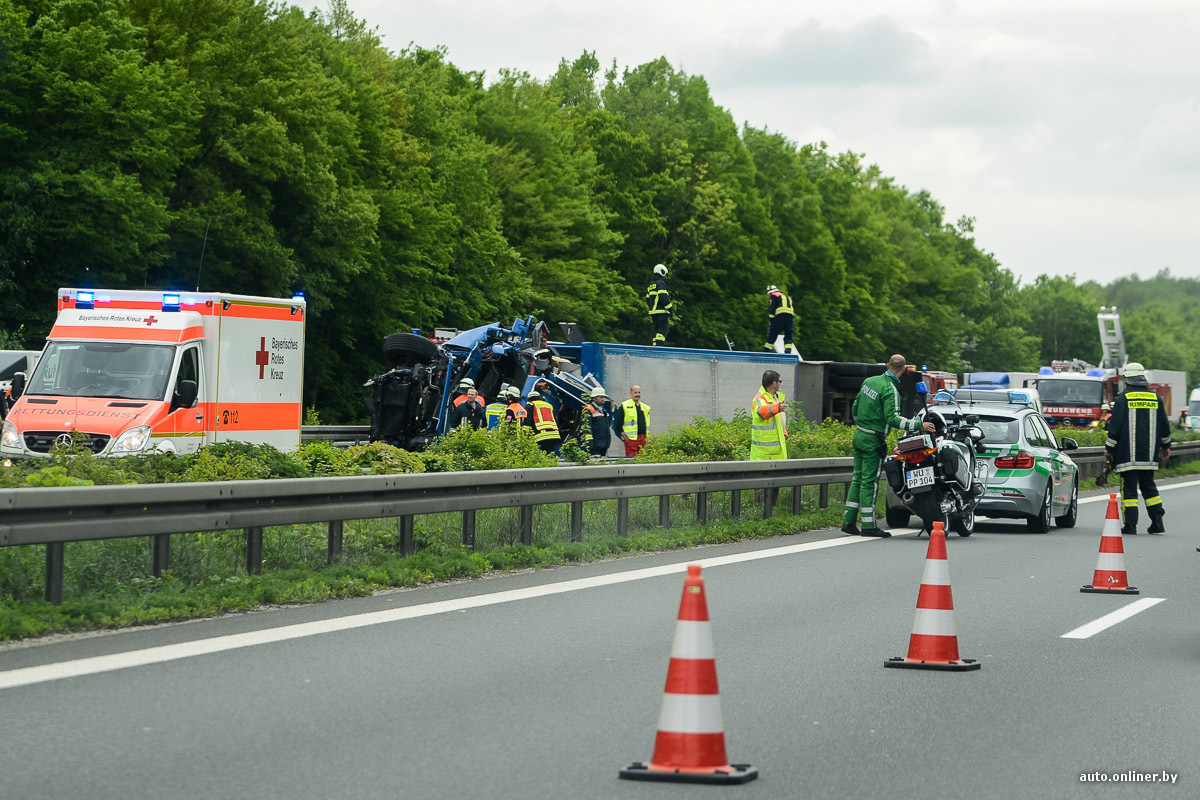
{"left": 1105, "top": 362, "right": 1172, "bottom": 534}
{"left": 448, "top": 387, "right": 486, "bottom": 430}
{"left": 583, "top": 385, "right": 613, "bottom": 457}
{"left": 646, "top": 263, "right": 673, "bottom": 346}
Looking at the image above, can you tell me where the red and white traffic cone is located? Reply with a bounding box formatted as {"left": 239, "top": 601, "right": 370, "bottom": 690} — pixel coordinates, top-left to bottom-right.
{"left": 1081, "top": 493, "right": 1140, "bottom": 595}
{"left": 620, "top": 564, "right": 758, "bottom": 784}
{"left": 885, "top": 521, "right": 980, "bottom": 671}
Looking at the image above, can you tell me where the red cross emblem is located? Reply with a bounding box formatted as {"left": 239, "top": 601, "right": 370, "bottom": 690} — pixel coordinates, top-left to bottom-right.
{"left": 255, "top": 337, "right": 269, "bottom": 379}
{"left": 144, "top": 315, "right": 158, "bottom": 326}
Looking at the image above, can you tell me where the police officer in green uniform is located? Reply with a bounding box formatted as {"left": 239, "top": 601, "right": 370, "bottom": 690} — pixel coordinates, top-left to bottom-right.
{"left": 842, "top": 355, "right": 934, "bottom": 537}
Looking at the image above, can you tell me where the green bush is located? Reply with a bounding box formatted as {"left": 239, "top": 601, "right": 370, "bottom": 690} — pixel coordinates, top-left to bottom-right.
{"left": 634, "top": 410, "right": 856, "bottom": 463}
{"left": 421, "top": 424, "right": 556, "bottom": 472}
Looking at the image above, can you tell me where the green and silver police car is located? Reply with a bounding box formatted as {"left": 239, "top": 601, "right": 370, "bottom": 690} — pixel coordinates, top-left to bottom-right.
{"left": 965, "top": 396, "right": 1081, "bottom": 532}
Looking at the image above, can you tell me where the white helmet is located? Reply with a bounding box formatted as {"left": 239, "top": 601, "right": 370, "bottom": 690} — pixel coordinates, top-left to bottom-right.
{"left": 766, "top": 285, "right": 778, "bottom": 293}
{"left": 653, "top": 263, "right": 668, "bottom": 277}
{"left": 591, "top": 384, "right": 608, "bottom": 399}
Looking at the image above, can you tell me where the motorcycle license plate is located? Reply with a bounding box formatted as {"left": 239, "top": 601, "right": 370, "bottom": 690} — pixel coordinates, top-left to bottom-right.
{"left": 906, "top": 466, "right": 934, "bottom": 488}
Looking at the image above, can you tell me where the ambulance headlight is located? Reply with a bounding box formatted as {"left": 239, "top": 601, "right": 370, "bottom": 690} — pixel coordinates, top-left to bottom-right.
{"left": 111, "top": 426, "right": 152, "bottom": 453}
{"left": 1, "top": 420, "right": 21, "bottom": 449}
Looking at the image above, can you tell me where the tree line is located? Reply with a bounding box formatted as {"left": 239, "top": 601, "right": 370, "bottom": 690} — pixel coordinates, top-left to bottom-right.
{"left": 1, "top": 0, "right": 1195, "bottom": 421}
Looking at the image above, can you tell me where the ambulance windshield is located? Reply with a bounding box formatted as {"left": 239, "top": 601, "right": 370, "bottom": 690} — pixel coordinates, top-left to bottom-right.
{"left": 27, "top": 342, "right": 177, "bottom": 401}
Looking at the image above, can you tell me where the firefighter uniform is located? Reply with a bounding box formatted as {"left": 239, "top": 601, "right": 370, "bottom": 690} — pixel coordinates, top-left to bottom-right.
{"left": 763, "top": 287, "right": 795, "bottom": 354}
{"left": 525, "top": 394, "right": 561, "bottom": 454}
{"left": 843, "top": 368, "right": 922, "bottom": 535}
{"left": 646, "top": 277, "right": 673, "bottom": 346}
{"left": 750, "top": 386, "right": 787, "bottom": 460}
{"left": 1105, "top": 363, "right": 1171, "bottom": 534}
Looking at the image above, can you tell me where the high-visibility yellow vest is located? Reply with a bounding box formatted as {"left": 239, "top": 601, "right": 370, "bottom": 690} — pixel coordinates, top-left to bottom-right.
{"left": 620, "top": 399, "right": 650, "bottom": 438}
{"left": 750, "top": 388, "right": 787, "bottom": 460}
{"left": 529, "top": 400, "right": 559, "bottom": 442}
{"left": 485, "top": 402, "right": 506, "bottom": 430}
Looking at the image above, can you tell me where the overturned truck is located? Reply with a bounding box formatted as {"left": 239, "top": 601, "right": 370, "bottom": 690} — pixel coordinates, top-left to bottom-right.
{"left": 366, "top": 319, "right": 926, "bottom": 454}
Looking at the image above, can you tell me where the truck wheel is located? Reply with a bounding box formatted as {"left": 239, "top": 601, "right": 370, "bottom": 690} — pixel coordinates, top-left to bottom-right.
{"left": 383, "top": 332, "right": 438, "bottom": 365}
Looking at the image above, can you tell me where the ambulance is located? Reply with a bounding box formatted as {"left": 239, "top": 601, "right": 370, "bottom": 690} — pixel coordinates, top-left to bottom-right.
{"left": 1, "top": 289, "right": 305, "bottom": 457}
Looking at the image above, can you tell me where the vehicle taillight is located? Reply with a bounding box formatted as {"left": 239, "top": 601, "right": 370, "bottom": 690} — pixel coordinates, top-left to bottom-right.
{"left": 994, "top": 451, "right": 1035, "bottom": 469}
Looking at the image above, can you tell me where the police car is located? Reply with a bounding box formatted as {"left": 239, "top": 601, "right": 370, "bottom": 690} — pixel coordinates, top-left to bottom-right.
{"left": 960, "top": 391, "right": 1080, "bottom": 532}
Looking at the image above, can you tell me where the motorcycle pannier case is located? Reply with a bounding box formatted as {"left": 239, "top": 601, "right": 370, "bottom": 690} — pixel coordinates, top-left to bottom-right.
{"left": 883, "top": 458, "right": 906, "bottom": 493}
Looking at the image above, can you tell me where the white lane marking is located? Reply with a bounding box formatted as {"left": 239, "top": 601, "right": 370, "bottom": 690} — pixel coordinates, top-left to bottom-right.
{"left": 1061, "top": 598, "right": 1166, "bottom": 639}
{"left": 1079, "top": 478, "right": 1200, "bottom": 504}
{"left": 0, "top": 533, "right": 906, "bottom": 691}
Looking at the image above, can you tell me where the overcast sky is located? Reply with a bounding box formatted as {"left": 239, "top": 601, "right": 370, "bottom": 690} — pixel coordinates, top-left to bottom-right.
{"left": 343, "top": 0, "right": 1200, "bottom": 288}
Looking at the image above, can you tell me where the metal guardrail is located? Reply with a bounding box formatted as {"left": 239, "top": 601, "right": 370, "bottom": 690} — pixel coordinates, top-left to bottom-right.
{"left": 1, "top": 457, "right": 853, "bottom": 604}
{"left": 3, "top": 441, "right": 1198, "bottom": 605}
{"left": 301, "top": 425, "right": 371, "bottom": 446}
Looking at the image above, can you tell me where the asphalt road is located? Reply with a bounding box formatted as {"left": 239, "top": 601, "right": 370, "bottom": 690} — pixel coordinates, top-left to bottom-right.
{"left": 2, "top": 479, "right": 1198, "bottom": 800}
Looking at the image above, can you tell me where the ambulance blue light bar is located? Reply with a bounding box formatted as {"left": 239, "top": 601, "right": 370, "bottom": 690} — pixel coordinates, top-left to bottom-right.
{"left": 1086, "top": 369, "right": 1107, "bottom": 377}
{"left": 76, "top": 290, "right": 95, "bottom": 309}
{"left": 1007, "top": 390, "right": 1034, "bottom": 406}
{"left": 162, "top": 293, "right": 181, "bottom": 312}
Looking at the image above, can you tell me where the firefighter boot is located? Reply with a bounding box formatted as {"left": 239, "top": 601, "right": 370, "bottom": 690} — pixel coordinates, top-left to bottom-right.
{"left": 840, "top": 523, "right": 862, "bottom": 536}
{"left": 1147, "top": 507, "right": 1166, "bottom": 534}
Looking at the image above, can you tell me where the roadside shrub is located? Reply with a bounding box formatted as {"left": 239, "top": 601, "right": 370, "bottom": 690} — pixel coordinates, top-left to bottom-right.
{"left": 634, "top": 412, "right": 751, "bottom": 463}
{"left": 342, "top": 442, "right": 425, "bottom": 474}
{"left": 189, "top": 441, "right": 308, "bottom": 479}
{"left": 421, "top": 424, "right": 556, "bottom": 472}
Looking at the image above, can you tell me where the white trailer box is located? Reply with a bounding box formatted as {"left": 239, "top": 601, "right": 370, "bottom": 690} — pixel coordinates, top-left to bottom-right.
{"left": 1, "top": 289, "right": 305, "bottom": 457}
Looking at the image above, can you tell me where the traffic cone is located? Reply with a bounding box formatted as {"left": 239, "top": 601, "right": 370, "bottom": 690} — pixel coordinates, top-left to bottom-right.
{"left": 1081, "top": 494, "right": 1140, "bottom": 594}
{"left": 620, "top": 564, "right": 758, "bottom": 784}
{"left": 885, "top": 521, "right": 980, "bottom": 671}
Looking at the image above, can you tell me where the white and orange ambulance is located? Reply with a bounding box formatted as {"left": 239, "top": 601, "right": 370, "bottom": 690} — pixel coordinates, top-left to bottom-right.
{"left": 1, "top": 289, "right": 305, "bottom": 457}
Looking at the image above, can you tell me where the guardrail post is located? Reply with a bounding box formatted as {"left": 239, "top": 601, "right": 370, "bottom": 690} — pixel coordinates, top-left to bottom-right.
{"left": 327, "top": 520, "right": 343, "bottom": 564}
{"left": 462, "top": 510, "right": 476, "bottom": 548}
{"left": 152, "top": 534, "right": 170, "bottom": 577}
{"left": 819, "top": 484, "right": 829, "bottom": 509}
{"left": 246, "top": 527, "right": 263, "bottom": 575}
{"left": 791, "top": 485, "right": 803, "bottom": 516}
{"left": 44, "top": 542, "right": 64, "bottom": 605}
{"left": 570, "top": 502, "right": 583, "bottom": 543}
{"left": 398, "top": 516, "right": 414, "bottom": 557}
{"left": 658, "top": 495, "right": 671, "bottom": 528}
{"left": 519, "top": 506, "right": 533, "bottom": 546}
{"left": 730, "top": 490, "right": 741, "bottom": 520}
{"left": 763, "top": 487, "right": 775, "bottom": 519}
{"left": 616, "top": 497, "right": 629, "bottom": 537}
{"left": 696, "top": 492, "right": 708, "bottom": 525}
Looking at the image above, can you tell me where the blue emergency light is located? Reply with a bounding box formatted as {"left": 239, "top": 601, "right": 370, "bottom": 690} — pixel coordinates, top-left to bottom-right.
{"left": 162, "top": 293, "right": 181, "bottom": 311}
{"left": 916, "top": 381, "right": 928, "bottom": 395}
{"left": 76, "top": 290, "right": 95, "bottom": 309}
{"left": 292, "top": 291, "right": 306, "bottom": 302}
{"left": 1086, "top": 369, "right": 1107, "bottom": 377}
{"left": 1038, "top": 367, "right": 1055, "bottom": 375}
{"left": 1008, "top": 390, "right": 1033, "bottom": 406}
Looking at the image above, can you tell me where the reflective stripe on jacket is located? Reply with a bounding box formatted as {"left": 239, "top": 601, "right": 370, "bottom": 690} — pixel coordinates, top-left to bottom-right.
{"left": 1106, "top": 388, "right": 1171, "bottom": 471}
{"left": 646, "top": 279, "right": 673, "bottom": 316}
{"left": 528, "top": 400, "right": 559, "bottom": 443}
{"left": 750, "top": 388, "right": 787, "bottom": 460}
{"left": 768, "top": 291, "right": 794, "bottom": 319}
{"left": 618, "top": 399, "right": 650, "bottom": 438}
{"left": 485, "top": 402, "right": 506, "bottom": 430}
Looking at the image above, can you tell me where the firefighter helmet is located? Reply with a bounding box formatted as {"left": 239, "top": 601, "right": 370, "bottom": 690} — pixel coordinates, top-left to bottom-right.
{"left": 653, "top": 263, "right": 668, "bottom": 277}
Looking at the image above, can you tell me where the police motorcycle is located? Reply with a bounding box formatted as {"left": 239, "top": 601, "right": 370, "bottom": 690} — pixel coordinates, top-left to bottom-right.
{"left": 882, "top": 389, "right": 988, "bottom": 536}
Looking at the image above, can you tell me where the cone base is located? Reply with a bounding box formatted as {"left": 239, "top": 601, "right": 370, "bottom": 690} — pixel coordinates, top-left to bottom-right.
{"left": 885, "top": 656, "right": 981, "bottom": 671}
{"left": 1081, "top": 585, "right": 1139, "bottom": 594}
{"left": 619, "top": 762, "right": 759, "bottom": 784}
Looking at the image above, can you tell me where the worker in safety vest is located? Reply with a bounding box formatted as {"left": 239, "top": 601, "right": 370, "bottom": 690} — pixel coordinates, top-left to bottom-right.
{"left": 581, "top": 385, "right": 613, "bottom": 457}
{"left": 503, "top": 385, "right": 527, "bottom": 424}
{"left": 485, "top": 384, "right": 510, "bottom": 431}
{"left": 1105, "top": 362, "right": 1172, "bottom": 534}
{"left": 612, "top": 384, "right": 650, "bottom": 457}
{"left": 524, "top": 390, "right": 561, "bottom": 454}
{"left": 645, "top": 263, "right": 673, "bottom": 346}
{"left": 763, "top": 285, "right": 795, "bottom": 354}
{"left": 842, "top": 355, "right": 934, "bottom": 537}
{"left": 750, "top": 370, "right": 788, "bottom": 460}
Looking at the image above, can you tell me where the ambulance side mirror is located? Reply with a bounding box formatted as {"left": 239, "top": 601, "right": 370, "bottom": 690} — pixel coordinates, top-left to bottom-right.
{"left": 173, "top": 379, "right": 198, "bottom": 410}
{"left": 9, "top": 371, "right": 25, "bottom": 400}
